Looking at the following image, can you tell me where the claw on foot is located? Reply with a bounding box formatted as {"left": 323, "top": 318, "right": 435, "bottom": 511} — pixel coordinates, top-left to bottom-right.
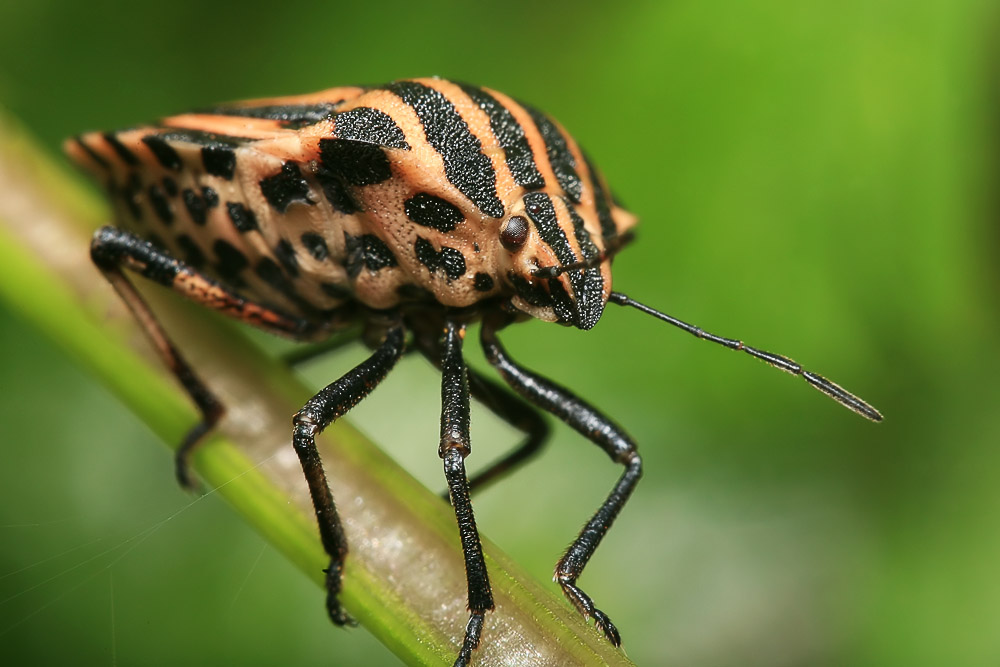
{"left": 591, "top": 607, "right": 621, "bottom": 647}
{"left": 324, "top": 566, "right": 356, "bottom": 627}
{"left": 559, "top": 578, "right": 622, "bottom": 648}
{"left": 453, "top": 611, "right": 485, "bottom": 667}
{"left": 325, "top": 593, "right": 356, "bottom": 627}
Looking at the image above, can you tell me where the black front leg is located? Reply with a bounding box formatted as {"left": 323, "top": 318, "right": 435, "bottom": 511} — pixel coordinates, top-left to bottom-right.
{"left": 439, "top": 321, "right": 494, "bottom": 666}
{"left": 292, "top": 324, "right": 405, "bottom": 626}
{"left": 481, "top": 315, "right": 642, "bottom": 647}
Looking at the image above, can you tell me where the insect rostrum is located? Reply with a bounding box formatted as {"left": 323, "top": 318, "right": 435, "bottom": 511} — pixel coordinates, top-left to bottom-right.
{"left": 68, "top": 77, "right": 882, "bottom": 666}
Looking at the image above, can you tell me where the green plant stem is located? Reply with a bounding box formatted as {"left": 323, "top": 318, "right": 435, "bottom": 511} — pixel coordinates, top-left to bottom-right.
{"left": 0, "top": 110, "right": 635, "bottom": 666}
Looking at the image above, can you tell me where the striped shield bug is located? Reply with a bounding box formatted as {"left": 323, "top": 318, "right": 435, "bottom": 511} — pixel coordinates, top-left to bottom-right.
{"left": 66, "top": 77, "right": 881, "bottom": 666}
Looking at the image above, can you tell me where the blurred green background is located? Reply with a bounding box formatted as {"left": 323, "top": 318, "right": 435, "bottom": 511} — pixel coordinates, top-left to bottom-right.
{"left": 2, "top": 0, "right": 998, "bottom": 665}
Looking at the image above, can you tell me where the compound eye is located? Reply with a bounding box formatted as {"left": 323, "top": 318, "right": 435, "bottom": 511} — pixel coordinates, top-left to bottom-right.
{"left": 500, "top": 215, "right": 529, "bottom": 251}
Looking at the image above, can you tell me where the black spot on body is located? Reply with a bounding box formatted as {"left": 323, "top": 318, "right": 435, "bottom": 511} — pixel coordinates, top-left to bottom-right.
{"left": 226, "top": 202, "right": 258, "bottom": 232}
{"left": 414, "top": 237, "right": 437, "bottom": 271}
{"left": 343, "top": 232, "right": 398, "bottom": 278}
{"left": 213, "top": 239, "right": 248, "bottom": 279}
{"left": 122, "top": 172, "right": 142, "bottom": 220}
{"left": 334, "top": 107, "right": 410, "bottom": 149}
{"left": 202, "top": 145, "right": 237, "bottom": 179}
{"left": 255, "top": 257, "right": 293, "bottom": 293}
{"left": 201, "top": 186, "right": 219, "bottom": 208}
{"left": 315, "top": 173, "right": 360, "bottom": 214}
{"left": 319, "top": 139, "right": 393, "bottom": 186}
{"left": 162, "top": 176, "right": 178, "bottom": 197}
{"left": 440, "top": 247, "right": 466, "bottom": 280}
{"left": 274, "top": 239, "right": 299, "bottom": 277}
{"left": 157, "top": 131, "right": 244, "bottom": 181}
{"left": 147, "top": 184, "right": 173, "bottom": 224}
{"left": 182, "top": 188, "right": 208, "bottom": 225}
{"left": 301, "top": 233, "right": 329, "bottom": 261}
{"left": 250, "top": 258, "right": 327, "bottom": 316}
{"left": 474, "top": 272, "right": 494, "bottom": 292}
{"left": 458, "top": 84, "right": 546, "bottom": 189}
{"left": 404, "top": 193, "right": 464, "bottom": 232}
{"left": 385, "top": 81, "right": 504, "bottom": 218}
{"left": 103, "top": 132, "right": 138, "bottom": 166}
{"left": 525, "top": 106, "right": 582, "bottom": 203}
{"left": 316, "top": 136, "right": 397, "bottom": 213}
{"left": 141, "top": 135, "right": 182, "bottom": 171}
{"left": 414, "top": 237, "right": 466, "bottom": 281}
{"left": 259, "top": 162, "right": 314, "bottom": 213}
{"left": 176, "top": 234, "right": 205, "bottom": 269}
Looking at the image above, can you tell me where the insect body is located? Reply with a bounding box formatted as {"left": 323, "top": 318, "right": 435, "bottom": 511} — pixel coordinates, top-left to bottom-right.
{"left": 67, "top": 77, "right": 881, "bottom": 666}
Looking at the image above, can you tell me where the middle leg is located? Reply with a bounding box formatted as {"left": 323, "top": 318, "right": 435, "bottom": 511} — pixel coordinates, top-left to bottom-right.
{"left": 292, "top": 324, "right": 405, "bottom": 626}
{"left": 417, "top": 336, "right": 551, "bottom": 498}
{"left": 439, "top": 321, "right": 494, "bottom": 667}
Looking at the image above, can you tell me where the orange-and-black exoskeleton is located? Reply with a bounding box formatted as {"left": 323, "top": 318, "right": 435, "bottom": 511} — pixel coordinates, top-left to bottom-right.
{"left": 68, "top": 77, "right": 882, "bottom": 666}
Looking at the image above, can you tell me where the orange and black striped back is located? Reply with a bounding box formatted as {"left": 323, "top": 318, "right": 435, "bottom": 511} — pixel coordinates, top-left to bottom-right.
{"left": 67, "top": 78, "right": 636, "bottom": 327}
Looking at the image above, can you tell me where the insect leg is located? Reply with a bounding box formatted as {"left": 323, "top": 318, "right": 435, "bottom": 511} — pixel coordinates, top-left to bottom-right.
{"left": 292, "top": 324, "right": 405, "bottom": 627}
{"left": 481, "top": 316, "right": 641, "bottom": 647}
{"left": 416, "top": 337, "right": 550, "bottom": 498}
{"left": 90, "top": 225, "right": 311, "bottom": 487}
{"left": 439, "top": 321, "right": 494, "bottom": 667}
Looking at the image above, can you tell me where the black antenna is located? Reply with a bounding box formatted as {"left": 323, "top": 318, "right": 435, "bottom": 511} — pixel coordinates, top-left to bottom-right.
{"left": 533, "top": 232, "right": 635, "bottom": 279}
{"left": 609, "top": 292, "right": 882, "bottom": 421}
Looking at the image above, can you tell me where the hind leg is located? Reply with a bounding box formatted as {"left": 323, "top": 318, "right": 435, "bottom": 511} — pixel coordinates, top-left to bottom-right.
{"left": 90, "top": 225, "right": 311, "bottom": 486}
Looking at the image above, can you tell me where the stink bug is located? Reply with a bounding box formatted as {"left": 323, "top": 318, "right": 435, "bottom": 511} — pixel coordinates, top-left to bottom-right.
{"left": 67, "top": 77, "right": 882, "bottom": 666}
